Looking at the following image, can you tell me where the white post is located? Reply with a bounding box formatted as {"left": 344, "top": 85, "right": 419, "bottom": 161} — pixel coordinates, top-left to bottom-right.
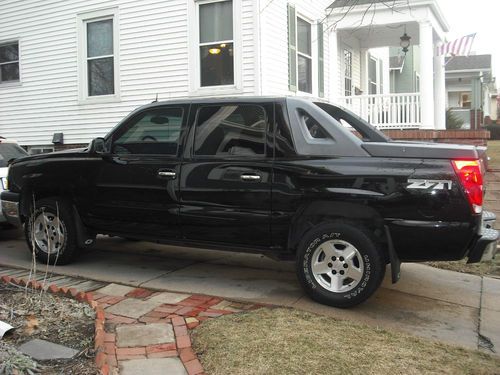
{"left": 419, "top": 21, "right": 435, "bottom": 129}
{"left": 329, "top": 30, "right": 339, "bottom": 102}
{"left": 434, "top": 54, "right": 446, "bottom": 129}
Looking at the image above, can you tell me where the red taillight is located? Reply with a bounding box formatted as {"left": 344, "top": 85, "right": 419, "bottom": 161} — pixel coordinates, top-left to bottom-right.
{"left": 451, "top": 160, "right": 483, "bottom": 214}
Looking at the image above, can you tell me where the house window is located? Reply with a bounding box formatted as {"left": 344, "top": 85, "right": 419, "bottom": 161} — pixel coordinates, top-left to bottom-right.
{"left": 78, "top": 9, "right": 119, "bottom": 101}
{"left": 297, "top": 17, "right": 312, "bottom": 93}
{"left": 344, "top": 49, "right": 353, "bottom": 96}
{"left": 461, "top": 93, "right": 471, "bottom": 108}
{"left": 368, "top": 56, "right": 378, "bottom": 95}
{"left": 0, "top": 42, "right": 20, "bottom": 83}
{"left": 29, "top": 146, "right": 54, "bottom": 155}
{"left": 199, "top": 0, "right": 234, "bottom": 87}
{"left": 86, "top": 19, "right": 115, "bottom": 96}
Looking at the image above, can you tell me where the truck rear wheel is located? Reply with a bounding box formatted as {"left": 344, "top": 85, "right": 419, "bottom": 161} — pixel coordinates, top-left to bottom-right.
{"left": 25, "top": 198, "right": 79, "bottom": 265}
{"left": 296, "top": 222, "right": 385, "bottom": 308}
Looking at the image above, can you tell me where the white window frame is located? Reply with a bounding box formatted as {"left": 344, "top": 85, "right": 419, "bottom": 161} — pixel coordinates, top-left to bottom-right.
{"left": 77, "top": 8, "right": 120, "bottom": 104}
{"left": 188, "top": 0, "right": 242, "bottom": 96}
{"left": 0, "top": 39, "right": 22, "bottom": 87}
{"left": 296, "top": 16, "right": 313, "bottom": 95}
{"left": 343, "top": 48, "right": 353, "bottom": 97}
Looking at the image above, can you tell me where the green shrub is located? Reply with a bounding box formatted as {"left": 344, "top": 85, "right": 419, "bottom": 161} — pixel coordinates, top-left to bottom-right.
{"left": 446, "top": 109, "right": 464, "bottom": 130}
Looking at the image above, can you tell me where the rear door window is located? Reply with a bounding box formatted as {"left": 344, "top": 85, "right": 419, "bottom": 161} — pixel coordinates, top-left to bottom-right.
{"left": 194, "top": 105, "right": 267, "bottom": 157}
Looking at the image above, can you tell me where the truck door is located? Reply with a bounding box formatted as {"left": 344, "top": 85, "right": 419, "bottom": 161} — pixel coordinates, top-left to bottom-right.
{"left": 179, "top": 101, "right": 273, "bottom": 247}
{"left": 85, "top": 104, "right": 189, "bottom": 238}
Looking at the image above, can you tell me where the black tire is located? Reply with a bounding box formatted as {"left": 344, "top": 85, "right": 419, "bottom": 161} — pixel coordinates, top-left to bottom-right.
{"left": 25, "top": 197, "right": 79, "bottom": 265}
{"left": 296, "top": 222, "right": 385, "bottom": 308}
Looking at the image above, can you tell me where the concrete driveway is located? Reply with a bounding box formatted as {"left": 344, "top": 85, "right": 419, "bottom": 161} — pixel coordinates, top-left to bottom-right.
{"left": 1, "top": 229, "right": 498, "bottom": 355}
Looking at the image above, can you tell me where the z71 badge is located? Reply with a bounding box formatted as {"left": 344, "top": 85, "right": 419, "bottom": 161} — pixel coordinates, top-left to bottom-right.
{"left": 407, "top": 179, "right": 453, "bottom": 190}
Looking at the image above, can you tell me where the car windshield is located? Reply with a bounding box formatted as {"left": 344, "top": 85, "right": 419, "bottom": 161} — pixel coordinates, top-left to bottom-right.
{"left": 0, "top": 143, "right": 28, "bottom": 167}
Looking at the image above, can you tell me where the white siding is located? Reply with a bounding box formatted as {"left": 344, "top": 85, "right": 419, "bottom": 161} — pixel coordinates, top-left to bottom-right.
{"left": 0, "top": 0, "right": 257, "bottom": 146}
{"left": 259, "top": 0, "right": 331, "bottom": 98}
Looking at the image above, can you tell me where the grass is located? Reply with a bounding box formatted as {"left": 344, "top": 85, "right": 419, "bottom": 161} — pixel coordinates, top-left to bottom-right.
{"left": 192, "top": 308, "right": 500, "bottom": 375}
{"left": 487, "top": 140, "right": 500, "bottom": 170}
{"left": 424, "top": 259, "right": 499, "bottom": 278}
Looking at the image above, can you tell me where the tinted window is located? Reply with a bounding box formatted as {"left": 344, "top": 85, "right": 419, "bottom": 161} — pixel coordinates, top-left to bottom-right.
{"left": 194, "top": 105, "right": 267, "bottom": 157}
{"left": 0, "top": 143, "right": 28, "bottom": 167}
{"left": 113, "top": 108, "right": 183, "bottom": 155}
{"left": 298, "top": 109, "right": 331, "bottom": 140}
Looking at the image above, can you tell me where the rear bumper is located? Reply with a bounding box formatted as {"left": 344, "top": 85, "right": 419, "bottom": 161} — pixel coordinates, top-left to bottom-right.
{"left": 467, "top": 210, "right": 498, "bottom": 263}
{"left": 0, "top": 191, "right": 21, "bottom": 227}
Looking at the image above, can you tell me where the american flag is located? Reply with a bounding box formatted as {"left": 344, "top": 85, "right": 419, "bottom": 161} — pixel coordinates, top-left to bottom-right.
{"left": 437, "top": 33, "right": 476, "bottom": 56}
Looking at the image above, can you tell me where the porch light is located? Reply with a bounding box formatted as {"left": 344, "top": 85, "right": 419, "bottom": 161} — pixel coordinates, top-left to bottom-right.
{"left": 400, "top": 32, "right": 411, "bottom": 54}
{"left": 209, "top": 48, "right": 221, "bottom": 55}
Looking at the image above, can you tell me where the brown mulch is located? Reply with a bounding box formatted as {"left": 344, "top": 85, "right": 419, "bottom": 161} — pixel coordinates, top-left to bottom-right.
{"left": 0, "top": 282, "right": 97, "bottom": 375}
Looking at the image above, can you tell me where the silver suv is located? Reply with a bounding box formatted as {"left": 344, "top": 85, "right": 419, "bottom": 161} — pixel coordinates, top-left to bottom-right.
{"left": 0, "top": 138, "right": 28, "bottom": 225}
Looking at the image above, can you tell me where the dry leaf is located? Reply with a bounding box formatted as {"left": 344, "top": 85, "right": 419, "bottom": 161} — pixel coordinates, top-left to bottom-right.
{"left": 24, "top": 314, "right": 39, "bottom": 335}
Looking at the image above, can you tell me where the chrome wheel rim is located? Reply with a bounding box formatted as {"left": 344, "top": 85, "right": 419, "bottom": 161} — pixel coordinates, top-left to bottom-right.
{"left": 311, "top": 239, "right": 364, "bottom": 293}
{"left": 32, "top": 211, "right": 66, "bottom": 255}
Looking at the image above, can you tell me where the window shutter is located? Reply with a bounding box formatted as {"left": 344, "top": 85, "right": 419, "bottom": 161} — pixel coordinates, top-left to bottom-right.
{"left": 288, "top": 4, "right": 297, "bottom": 92}
{"left": 317, "top": 22, "right": 324, "bottom": 97}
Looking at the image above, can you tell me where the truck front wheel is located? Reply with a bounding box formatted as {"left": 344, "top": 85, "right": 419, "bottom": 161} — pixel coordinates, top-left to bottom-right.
{"left": 296, "top": 223, "right": 385, "bottom": 308}
{"left": 25, "top": 198, "right": 79, "bottom": 265}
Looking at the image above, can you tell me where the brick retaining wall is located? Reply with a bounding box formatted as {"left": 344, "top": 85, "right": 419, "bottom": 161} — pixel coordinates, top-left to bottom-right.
{"left": 382, "top": 130, "right": 490, "bottom": 146}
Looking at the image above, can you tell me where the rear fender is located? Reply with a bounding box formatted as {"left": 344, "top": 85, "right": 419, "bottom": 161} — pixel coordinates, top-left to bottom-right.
{"left": 288, "top": 201, "right": 386, "bottom": 255}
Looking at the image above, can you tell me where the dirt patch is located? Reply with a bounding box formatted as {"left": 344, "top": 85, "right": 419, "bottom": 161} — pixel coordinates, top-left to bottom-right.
{"left": 0, "top": 282, "right": 97, "bottom": 375}
{"left": 192, "top": 307, "right": 500, "bottom": 375}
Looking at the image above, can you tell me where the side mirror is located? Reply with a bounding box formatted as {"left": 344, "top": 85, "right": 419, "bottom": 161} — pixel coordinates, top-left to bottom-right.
{"left": 88, "top": 137, "right": 108, "bottom": 154}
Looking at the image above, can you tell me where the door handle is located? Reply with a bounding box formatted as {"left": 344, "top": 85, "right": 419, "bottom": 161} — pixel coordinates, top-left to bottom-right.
{"left": 158, "top": 170, "right": 176, "bottom": 179}
{"left": 240, "top": 173, "right": 261, "bottom": 182}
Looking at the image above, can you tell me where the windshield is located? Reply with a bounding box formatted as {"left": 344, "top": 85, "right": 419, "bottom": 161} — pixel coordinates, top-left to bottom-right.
{"left": 314, "top": 102, "right": 390, "bottom": 143}
{"left": 0, "top": 143, "right": 28, "bottom": 167}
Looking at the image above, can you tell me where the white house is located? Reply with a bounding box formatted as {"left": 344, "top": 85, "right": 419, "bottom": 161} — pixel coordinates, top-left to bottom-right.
{"left": 0, "top": 0, "right": 449, "bottom": 151}
{"left": 445, "top": 54, "right": 497, "bottom": 128}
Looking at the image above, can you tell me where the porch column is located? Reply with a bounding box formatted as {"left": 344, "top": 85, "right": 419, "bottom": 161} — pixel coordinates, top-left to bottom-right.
{"left": 329, "top": 30, "right": 339, "bottom": 101}
{"left": 434, "top": 54, "right": 446, "bottom": 129}
{"left": 419, "top": 21, "right": 435, "bottom": 129}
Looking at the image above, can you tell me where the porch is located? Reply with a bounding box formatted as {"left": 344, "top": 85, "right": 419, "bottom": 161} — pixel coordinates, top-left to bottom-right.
{"left": 337, "top": 93, "right": 421, "bottom": 129}
{"left": 328, "top": 0, "right": 449, "bottom": 130}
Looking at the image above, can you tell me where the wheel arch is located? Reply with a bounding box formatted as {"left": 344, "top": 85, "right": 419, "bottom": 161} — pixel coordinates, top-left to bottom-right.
{"left": 19, "top": 183, "right": 96, "bottom": 249}
{"left": 287, "top": 201, "right": 388, "bottom": 259}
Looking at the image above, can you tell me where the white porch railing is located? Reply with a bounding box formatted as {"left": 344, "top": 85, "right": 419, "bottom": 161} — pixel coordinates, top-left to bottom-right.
{"left": 337, "top": 93, "right": 422, "bottom": 129}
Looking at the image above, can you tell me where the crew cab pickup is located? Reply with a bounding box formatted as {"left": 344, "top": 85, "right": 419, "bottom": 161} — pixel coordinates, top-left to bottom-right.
{"left": 1, "top": 97, "right": 497, "bottom": 307}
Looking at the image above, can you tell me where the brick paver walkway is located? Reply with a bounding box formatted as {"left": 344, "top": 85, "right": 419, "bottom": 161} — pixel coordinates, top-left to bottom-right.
{"left": 0, "top": 270, "right": 261, "bottom": 374}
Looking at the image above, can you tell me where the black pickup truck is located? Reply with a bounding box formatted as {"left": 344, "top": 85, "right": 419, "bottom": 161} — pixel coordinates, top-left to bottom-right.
{"left": 1, "top": 97, "right": 498, "bottom": 307}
